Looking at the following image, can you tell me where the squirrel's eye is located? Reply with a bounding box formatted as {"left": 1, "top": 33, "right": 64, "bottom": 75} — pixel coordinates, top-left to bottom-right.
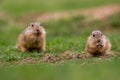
{"left": 31, "top": 24, "right": 34, "bottom": 27}
{"left": 93, "top": 34, "right": 95, "bottom": 37}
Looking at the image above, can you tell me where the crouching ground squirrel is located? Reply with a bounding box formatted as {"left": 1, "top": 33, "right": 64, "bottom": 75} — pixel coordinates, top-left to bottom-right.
{"left": 17, "top": 22, "right": 46, "bottom": 52}
{"left": 85, "top": 30, "right": 112, "bottom": 56}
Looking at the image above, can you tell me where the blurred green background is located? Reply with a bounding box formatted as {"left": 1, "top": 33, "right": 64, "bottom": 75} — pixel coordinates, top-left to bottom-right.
{"left": 0, "top": 0, "right": 120, "bottom": 80}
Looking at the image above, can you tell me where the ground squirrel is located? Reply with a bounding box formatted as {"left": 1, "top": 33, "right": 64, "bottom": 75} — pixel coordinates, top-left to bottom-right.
{"left": 17, "top": 22, "right": 46, "bottom": 52}
{"left": 85, "top": 30, "right": 111, "bottom": 56}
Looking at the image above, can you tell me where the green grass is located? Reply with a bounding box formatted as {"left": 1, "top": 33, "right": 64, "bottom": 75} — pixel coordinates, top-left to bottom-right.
{"left": 0, "top": 59, "right": 120, "bottom": 80}
{"left": 0, "top": 0, "right": 120, "bottom": 16}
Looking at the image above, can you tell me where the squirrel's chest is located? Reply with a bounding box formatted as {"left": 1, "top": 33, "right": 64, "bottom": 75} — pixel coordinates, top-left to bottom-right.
{"left": 26, "top": 35, "right": 41, "bottom": 46}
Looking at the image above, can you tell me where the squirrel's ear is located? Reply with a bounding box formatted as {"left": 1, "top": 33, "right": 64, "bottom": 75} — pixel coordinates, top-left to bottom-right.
{"left": 91, "top": 32, "right": 93, "bottom": 36}
{"left": 91, "top": 31, "right": 94, "bottom": 35}
{"left": 39, "top": 23, "right": 42, "bottom": 26}
{"left": 101, "top": 33, "right": 103, "bottom": 36}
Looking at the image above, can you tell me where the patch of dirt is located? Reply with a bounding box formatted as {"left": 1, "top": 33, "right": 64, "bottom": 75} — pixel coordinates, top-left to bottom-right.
{"left": 41, "top": 50, "right": 83, "bottom": 63}
{"left": 20, "top": 57, "right": 41, "bottom": 64}
{"left": 15, "top": 5, "right": 120, "bottom": 23}
{"left": 19, "top": 50, "right": 115, "bottom": 64}
{"left": 42, "top": 54, "right": 60, "bottom": 63}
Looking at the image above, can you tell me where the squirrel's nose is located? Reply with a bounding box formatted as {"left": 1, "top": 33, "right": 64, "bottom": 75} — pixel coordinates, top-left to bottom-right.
{"left": 98, "top": 40, "right": 100, "bottom": 43}
{"left": 36, "top": 29, "right": 39, "bottom": 32}
{"left": 36, "top": 29, "right": 42, "bottom": 35}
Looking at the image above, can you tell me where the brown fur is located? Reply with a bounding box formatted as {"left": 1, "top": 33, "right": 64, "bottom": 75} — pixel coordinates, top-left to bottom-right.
{"left": 17, "top": 22, "right": 46, "bottom": 52}
{"left": 85, "top": 30, "right": 111, "bottom": 57}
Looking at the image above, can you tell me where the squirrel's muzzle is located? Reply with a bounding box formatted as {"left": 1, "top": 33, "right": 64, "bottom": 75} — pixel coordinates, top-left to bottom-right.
{"left": 96, "top": 43, "right": 103, "bottom": 48}
{"left": 35, "top": 29, "right": 42, "bottom": 35}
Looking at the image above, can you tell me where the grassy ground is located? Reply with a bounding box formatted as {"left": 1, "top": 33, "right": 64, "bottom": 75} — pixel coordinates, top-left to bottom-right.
{"left": 0, "top": 59, "right": 120, "bottom": 80}
{"left": 0, "top": 0, "right": 120, "bottom": 80}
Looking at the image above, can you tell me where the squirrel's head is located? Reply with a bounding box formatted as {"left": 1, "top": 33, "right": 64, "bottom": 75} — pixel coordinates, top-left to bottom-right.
{"left": 26, "top": 22, "right": 46, "bottom": 36}
{"left": 90, "top": 30, "right": 104, "bottom": 47}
